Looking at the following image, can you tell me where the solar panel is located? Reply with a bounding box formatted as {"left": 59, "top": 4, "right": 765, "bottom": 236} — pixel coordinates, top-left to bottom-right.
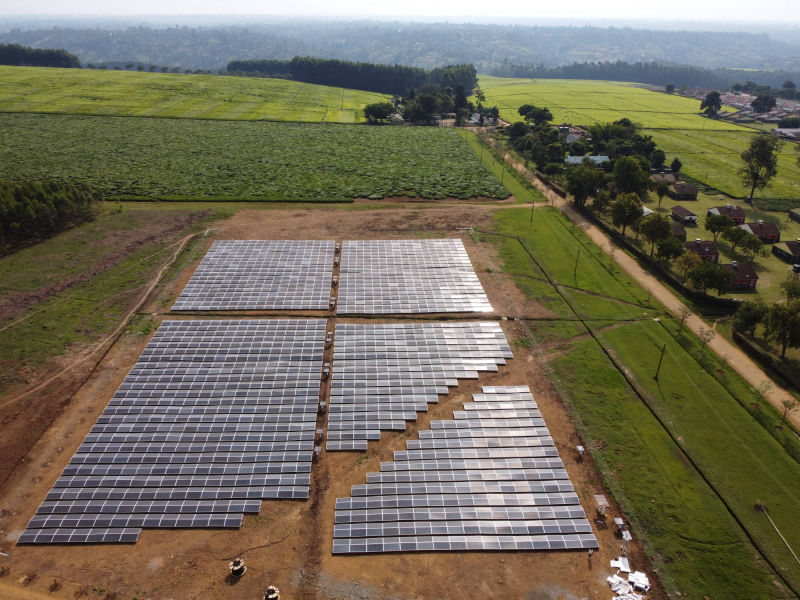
{"left": 172, "top": 240, "right": 334, "bottom": 311}
{"left": 326, "top": 322, "right": 511, "bottom": 450}
{"left": 332, "top": 386, "right": 598, "bottom": 553}
{"left": 337, "top": 239, "right": 492, "bottom": 314}
{"left": 20, "top": 319, "right": 326, "bottom": 544}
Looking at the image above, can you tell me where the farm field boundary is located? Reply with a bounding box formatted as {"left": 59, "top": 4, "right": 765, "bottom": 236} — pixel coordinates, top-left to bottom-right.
{"left": 0, "top": 114, "right": 509, "bottom": 202}
{"left": 479, "top": 75, "right": 800, "bottom": 203}
{"left": 0, "top": 65, "right": 387, "bottom": 123}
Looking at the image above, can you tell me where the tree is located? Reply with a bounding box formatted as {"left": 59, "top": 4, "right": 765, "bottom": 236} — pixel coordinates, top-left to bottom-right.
{"left": 751, "top": 94, "right": 777, "bottom": 114}
{"left": 722, "top": 226, "right": 749, "bottom": 254}
{"left": 705, "top": 214, "right": 734, "bottom": 241}
{"left": 656, "top": 235, "right": 684, "bottom": 261}
{"left": 698, "top": 327, "right": 716, "bottom": 353}
{"left": 665, "top": 83, "right": 675, "bottom": 94}
{"left": 700, "top": 91, "right": 722, "bottom": 117}
{"left": 614, "top": 156, "right": 650, "bottom": 196}
{"left": 363, "top": 102, "right": 395, "bottom": 123}
{"left": 640, "top": 213, "right": 672, "bottom": 256}
{"left": 592, "top": 190, "right": 612, "bottom": 213}
{"left": 566, "top": 163, "right": 602, "bottom": 207}
{"left": 675, "top": 251, "right": 702, "bottom": 282}
{"left": 740, "top": 234, "right": 762, "bottom": 261}
{"left": 687, "top": 261, "right": 731, "bottom": 295}
{"left": 655, "top": 181, "right": 669, "bottom": 208}
{"left": 407, "top": 93, "right": 438, "bottom": 123}
{"left": 739, "top": 135, "right": 782, "bottom": 203}
{"left": 779, "top": 399, "right": 799, "bottom": 430}
{"left": 611, "top": 193, "right": 643, "bottom": 236}
{"left": 763, "top": 299, "right": 800, "bottom": 357}
{"left": 733, "top": 300, "right": 767, "bottom": 336}
{"left": 670, "top": 157, "right": 682, "bottom": 174}
{"left": 780, "top": 278, "right": 800, "bottom": 300}
{"left": 677, "top": 306, "right": 691, "bottom": 333}
{"left": 474, "top": 84, "right": 486, "bottom": 106}
{"left": 650, "top": 149, "right": 666, "bottom": 170}
{"left": 507, "top": 121, "right": 529, "bottom": 142}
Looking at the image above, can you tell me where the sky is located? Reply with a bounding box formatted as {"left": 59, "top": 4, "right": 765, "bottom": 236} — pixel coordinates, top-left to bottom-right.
{"left": 2, "top": 0, "right": 800, "bottom": 24}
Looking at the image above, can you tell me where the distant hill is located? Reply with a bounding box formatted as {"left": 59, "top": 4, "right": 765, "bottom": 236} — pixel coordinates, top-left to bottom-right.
{"left": 2, "top": 21, "right": 799, "bottom": 73}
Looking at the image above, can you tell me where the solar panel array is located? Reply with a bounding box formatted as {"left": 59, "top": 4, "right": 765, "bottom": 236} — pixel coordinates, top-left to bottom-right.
{"left": 337, "top": 239, "right": 493, "bottom": 314}
{"left": 172, "top": 240, "right": 334, "bottom": 311}
{"left": 19, "top": 319, "right": 326, "bottom": 544}
{"left": 327, "top": 322, "right": 512, "bottom": 451}
{"left": 332, "top": 386, "right": 598, "bottom": 553}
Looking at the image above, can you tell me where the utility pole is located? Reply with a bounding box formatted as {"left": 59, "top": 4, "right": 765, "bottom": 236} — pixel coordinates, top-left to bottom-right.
{"left": 574, "top": 250, "right": 581, "bottom": 279}
{"left": 654, "top": 343, "right": 667, "bottom": 380}
{"left": 529, "top": 199, "right": 534, "bottom": 228}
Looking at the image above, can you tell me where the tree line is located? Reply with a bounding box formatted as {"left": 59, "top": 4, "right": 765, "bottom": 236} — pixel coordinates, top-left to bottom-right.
{"left": 227, "top": 57, "right": 477, "bottom": 96}
{"left": 491, "top": 61, "right": 800, "bottom": 92}
{"left": 0, "top": 43, "right": 80, "bottom": 68}
{"left": 0, "top": 180, "right": 101, "bottom": 250}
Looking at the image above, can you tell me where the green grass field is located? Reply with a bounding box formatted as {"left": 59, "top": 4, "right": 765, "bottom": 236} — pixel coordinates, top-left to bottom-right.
{"left": 0, "top": 66, "right": 388, "bottom": 123}
{"left": 479, "top": 76, "right": 800, "bottom": 202}
{"left": 0, "top": 114, "right": 509, "bottom": 201}
{"left": 489, "top": 204, "right": 800, "bottom": 597}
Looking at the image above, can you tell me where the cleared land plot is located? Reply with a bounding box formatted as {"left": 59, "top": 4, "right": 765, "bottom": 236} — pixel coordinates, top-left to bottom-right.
{"left": 479, "top": 76, "right": 800, "bottom": 201}
{"left": 0, "top": 114, "right": 510, "bottom": 202}
{"left": 0, "top": 66, "right": 387, "bottom": 123}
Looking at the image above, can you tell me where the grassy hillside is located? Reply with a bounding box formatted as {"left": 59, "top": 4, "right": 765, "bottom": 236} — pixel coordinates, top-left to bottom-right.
{"left": 0, "top": 66, "right": 388, "bottom": 123}
{"left": 0, "top": 114, "right": 510, "bottom": 202}
{"left": 479, "top": 76, "right": 800, "bottom": 202}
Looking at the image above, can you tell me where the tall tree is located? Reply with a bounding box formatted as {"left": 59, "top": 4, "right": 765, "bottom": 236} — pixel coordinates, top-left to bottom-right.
{"left": 566, "top": 163, "right": 602, "bottom": 207}
{"left": 733, "top": 300, "right": 767, "bottom": 336}
{"left": 655, "top": 181, "right": 669, "bottom": 208}
{"left": 739, "top": 135, "right": 782, "bottom": 203}
{"left": 613, "top": 156, "right": 650, "bottom": 196}
{"left": 751, "top": 94, "right": 777, "bottom": 113}
{"left": 656, "top": 233, "right": 685, "bottom": 260}
{"left": 687, "top": 261, "right": 731, "bottom": 295}
{"left": 363, "top": 102, "right": 395, "bottom": 123}
{"left": 763, "top": 300, "right": 800, "bottom": 357}
{"left": 705, "top": 214, "right": 734, "bottom": 241}
{"left": 675, "top": 251, "right": 702, "bottom": 282}
{"left": 670, "top": 157, "right": 682, "bottom": 174}
{"left": 700, "top": 91, "right": 722, "bottom": 117}
{"left": 722, "top": 226, "right": 749, "bottom": 254}
{"left": 740, "top": 234, "right": 762, "bottom": 261}
{"left": 640, "top": 213, "right": 672, "bottom": 256}
{"left": 611, "top": 193, "right": 644, "bottom": 236}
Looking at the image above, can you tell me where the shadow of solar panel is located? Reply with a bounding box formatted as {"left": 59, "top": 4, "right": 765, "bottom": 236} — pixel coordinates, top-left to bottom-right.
{"left": 332, "top": 386, "right": 598, "bottom": 553}
{"left": 172, "top": 240, "right": 335, "bottom": 311}
{"left": 20, "top": 319, "right": 325, "bottom": 544}
{"left": 338, "top": 239, "right": 493, "bottom": 314}
{"left": 326, "top": 322, "right": 511, "bottom": 451}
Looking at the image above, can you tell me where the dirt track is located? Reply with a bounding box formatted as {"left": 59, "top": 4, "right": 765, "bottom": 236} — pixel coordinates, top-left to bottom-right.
{"left": 0, "top": 203, "right": 655, "bottom": 600}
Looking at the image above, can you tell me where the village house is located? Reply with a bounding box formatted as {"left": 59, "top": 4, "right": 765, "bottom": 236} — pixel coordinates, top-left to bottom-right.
{"left": 707, "top": 204, "right": 746, "bottom": 225}
{"left": 722, "top": 261, "right": 759, "bottom": 290}
{"left": 668, "top": 182, "right": 698, "bottom": 201}
{"left": 772, "top": 240, "right": 800, "bottom": 263}
{"left": 671, "top": 221, "right": 686, "bottom": 241}
{"left": 740, "top": 221, "right": 780, "bottom": 244}
{"left": 685, "top": 239, "right": 719, "bottom": 262}
{"left": 790, "top": 208, "right": 800, "bottom": 224}
{"left": 671, "top": 205, "right": 698, "bottom": 225}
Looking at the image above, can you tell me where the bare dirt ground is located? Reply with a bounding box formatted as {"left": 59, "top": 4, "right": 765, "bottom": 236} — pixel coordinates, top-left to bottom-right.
{"left": 0, "top": 202, "right": 655, "bottom": 600}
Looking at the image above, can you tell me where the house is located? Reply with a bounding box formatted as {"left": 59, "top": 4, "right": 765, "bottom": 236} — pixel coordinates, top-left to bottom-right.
{"left": 668, "top": 182, "right": 698, "bottom": 201}
{"left": 790, "top": 208, "right": 800, "bottom": 224}
{"left": 671, "top": 221, "right": 686, "bottom": 241}
{"left": 685, "top": 239, "right": 719, "bottom": 262}
{"left": 671, "top": 205, "right": 698, "bottom": 225}
{"left": 651, "top": 173, "right": 677, "bottom": 185}
{"left": 772, "top": 240, "right": 800, "bottom": 263}
{"left": 772, "top": 128, "right": 800, "bottom": 141}
{"left": 740, "top": 221, "right": 780, "bottom": 243}
{"left": 564, "top": 155, "right": 610, "bottom": 166}
{"left": 722, "top": 261, "right": 759, "bottom": 290}
{"left": 707, "top": 204, "right": 746, "bottom": 225}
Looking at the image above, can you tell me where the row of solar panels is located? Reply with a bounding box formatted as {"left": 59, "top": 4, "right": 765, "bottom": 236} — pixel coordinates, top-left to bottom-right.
{"left": 332, "top": 387, "right": 598, "bottom": 553}
{"left": 172, "top": 239, "right": 492, "bottom": 314}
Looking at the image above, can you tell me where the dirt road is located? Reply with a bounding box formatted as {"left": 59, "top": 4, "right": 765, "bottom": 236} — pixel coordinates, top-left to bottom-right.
{"left": 522, "top": 173, "right": 800, "bottom": 430}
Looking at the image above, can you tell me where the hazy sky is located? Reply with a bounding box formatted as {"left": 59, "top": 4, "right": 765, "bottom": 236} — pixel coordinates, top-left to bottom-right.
{"left": 3, "top": 0, "right": 800, "bottom": 23}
